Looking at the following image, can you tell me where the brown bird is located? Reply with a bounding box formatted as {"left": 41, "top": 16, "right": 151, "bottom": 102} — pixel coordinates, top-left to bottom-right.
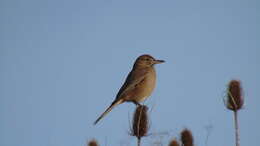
{"left": 94, "top": 54, "right": 164, "bottom": 125}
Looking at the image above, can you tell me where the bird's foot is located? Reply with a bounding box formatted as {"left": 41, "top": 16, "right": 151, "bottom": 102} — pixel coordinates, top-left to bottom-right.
{"left": 133, "top": 101, "right": 142, "bottom": 107}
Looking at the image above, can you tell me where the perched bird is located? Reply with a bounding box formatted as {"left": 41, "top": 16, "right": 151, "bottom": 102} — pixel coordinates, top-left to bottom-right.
{"left": 94, "top": 54, "right": 164, "bottom": 125}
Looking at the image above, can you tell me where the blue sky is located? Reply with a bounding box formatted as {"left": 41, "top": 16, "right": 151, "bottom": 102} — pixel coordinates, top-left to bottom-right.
{"left": 1, "top": 0, "right": 259, "bottom": 146}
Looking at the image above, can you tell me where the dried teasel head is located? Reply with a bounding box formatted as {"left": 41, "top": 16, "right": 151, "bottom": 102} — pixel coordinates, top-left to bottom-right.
{"left": 226, "top": 80, "right": 244, "bottom": 111}
{"left": 181, "top": 128, "right": 194, "bottom": 146}
{"left": 131, "top": 105, "right": 149, "bottom": 139}
{"left": 87, "top": 139, "right": 99, "bottom": 146}
{"left": 169, "top": 138, "right": 180, "bottom": 146}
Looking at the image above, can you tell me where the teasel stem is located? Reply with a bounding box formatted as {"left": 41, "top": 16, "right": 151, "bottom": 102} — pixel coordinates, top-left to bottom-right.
{"left": 87, "top": 139, "right": 99, "bottom": 146}
{"left": 137, "top": 137, "right": 141, "bottom": 146}
{"left": 181, "top": 128, "right": 194, "bottom": 146}
{"left": 131, "top": 105, "right": 149, "bottom": 146}
{"left": 225, "top": 80, "right": 244, "bottom": 146}
{"left": 234, "top": 110, "right": 240, "bottom": 146}
{"left": 169, "top": 138, "right": 180, "bottom": 146}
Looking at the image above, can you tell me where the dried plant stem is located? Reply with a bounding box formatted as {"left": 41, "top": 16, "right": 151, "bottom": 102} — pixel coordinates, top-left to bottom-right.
{"left": 234, "top": 111, "right": 240, "bottom": 146}
{"left": 181, "top": 128, "right": 194, "bottom": 146}
{"left": 169, "top": 138, "right": 180, "bottom": 146}
{"left": 136, "top": 106, "right": 143, "bottom": 146}
{"left": 131, "top": 105, "right": 149, "bottom": 146}
{"left": 137, "top": 106, "right": 143, "bottom": 139}
{"left": 137, "top": 138, "right": 141, "bottom": 146}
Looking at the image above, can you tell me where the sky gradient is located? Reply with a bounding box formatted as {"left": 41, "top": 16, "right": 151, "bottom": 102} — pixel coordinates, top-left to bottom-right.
{"left": 1, "top": 0, "right": 260, "bottom": 146}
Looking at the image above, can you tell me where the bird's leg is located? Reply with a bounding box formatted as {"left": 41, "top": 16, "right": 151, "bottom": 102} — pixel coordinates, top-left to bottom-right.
{"left": 133, "top": 101, "right": 141, "bottom": 106}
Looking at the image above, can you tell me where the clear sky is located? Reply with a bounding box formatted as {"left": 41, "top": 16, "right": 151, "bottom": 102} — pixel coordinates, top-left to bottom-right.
{"left": 1, "top": 0, "right": 259, "bottom": 146}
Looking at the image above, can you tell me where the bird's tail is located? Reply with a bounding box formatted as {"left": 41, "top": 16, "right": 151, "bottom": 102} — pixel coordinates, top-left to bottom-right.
{"left": 94, "top": 99, "right": 123, "bottom": 125}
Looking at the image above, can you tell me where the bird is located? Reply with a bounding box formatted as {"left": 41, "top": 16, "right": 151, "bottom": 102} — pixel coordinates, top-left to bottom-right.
{"left": 94, "top": 54, "right": 164, "bottom": 125}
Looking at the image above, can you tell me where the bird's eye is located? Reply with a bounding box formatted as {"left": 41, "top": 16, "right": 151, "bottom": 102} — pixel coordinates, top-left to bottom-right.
{"left": 145, "top": 58, "right": 150, "bottom": 61}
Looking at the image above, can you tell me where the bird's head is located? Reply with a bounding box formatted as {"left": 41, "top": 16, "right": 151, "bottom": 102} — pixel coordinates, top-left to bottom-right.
{"left": 134, "top": 54, "right": 165, "bottom": 68}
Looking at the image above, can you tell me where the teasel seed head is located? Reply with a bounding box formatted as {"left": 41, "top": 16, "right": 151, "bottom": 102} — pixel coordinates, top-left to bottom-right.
{"left": 131, "top": 105, "right": 149, "bottom": 140}
{"left": 226, "top": 80, "right": 244, "bottom": 111}
{"left": 181, "top": 128, "right": 194, "bottom": 146}
{"left": 87, "top": 139, "right": 99, "bottom": 146}
{"left": 169, "top": 138, "right": 180, "bottom": 146}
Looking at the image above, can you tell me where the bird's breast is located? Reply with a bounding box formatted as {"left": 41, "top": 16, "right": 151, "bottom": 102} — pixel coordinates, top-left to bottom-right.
{"left": 135, "top": 67, "right": 156, "bottom": 102}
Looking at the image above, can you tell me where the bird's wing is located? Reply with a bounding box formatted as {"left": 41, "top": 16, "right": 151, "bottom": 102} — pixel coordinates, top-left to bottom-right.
{"left": 115, "top": 68, "right": 148, "bottom": 100}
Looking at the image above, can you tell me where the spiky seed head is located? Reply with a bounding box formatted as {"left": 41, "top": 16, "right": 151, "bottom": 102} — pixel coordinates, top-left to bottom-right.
{"left": 226, "top": 80, "right": 244, "bottom": 111}
{"left": 181, "top": 128, "right": 194, "bottom": 146}
{"left": 169, "top": 138, "right": 180, "bottom": 146}
{"left": 131, "top": 105, "right": 149, "bottom": 139}
{"left": 87, "top": 139, "right": 99, "bottom": 146}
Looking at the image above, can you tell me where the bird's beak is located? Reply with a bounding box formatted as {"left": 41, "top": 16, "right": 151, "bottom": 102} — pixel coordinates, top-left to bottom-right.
{"left": 154, "top": 59, "right": 165, "bottom": 64}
